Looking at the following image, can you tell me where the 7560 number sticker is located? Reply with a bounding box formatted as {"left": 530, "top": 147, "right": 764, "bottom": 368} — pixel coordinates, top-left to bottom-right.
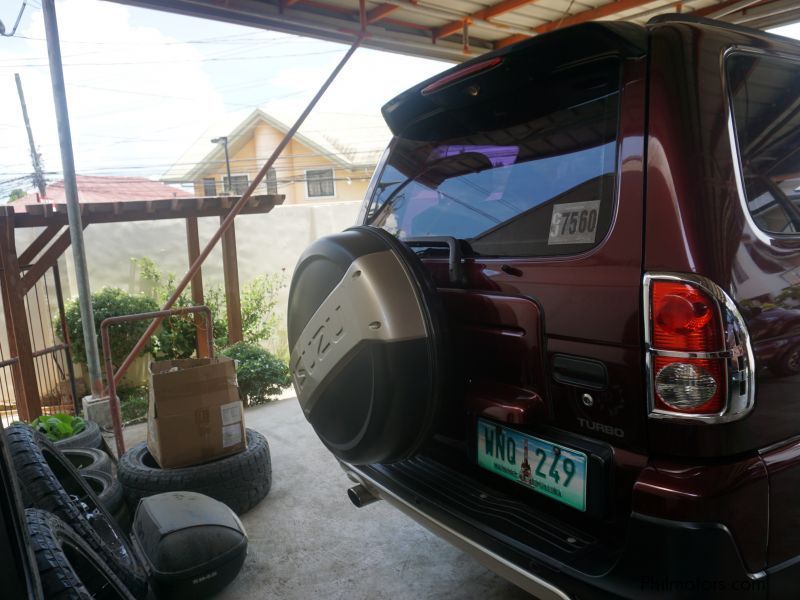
{"left": 548, "top": 200, "right": 601, "bottom": 246}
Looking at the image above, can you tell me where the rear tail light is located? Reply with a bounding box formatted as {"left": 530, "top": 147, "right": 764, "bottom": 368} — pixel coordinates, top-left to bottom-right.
{"left": 644, "top": 274, "right": 754, "bottom": 422}
{"left": 651, "top": 281, "right": 722, "bottom": 351}
{"left": 653, "top": 357, "right": 722, "bottom": 413}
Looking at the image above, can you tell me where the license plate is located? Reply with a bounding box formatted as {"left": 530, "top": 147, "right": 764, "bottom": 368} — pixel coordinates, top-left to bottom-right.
{"left": 477, "top": 419, "right": 588, "bottom": 512}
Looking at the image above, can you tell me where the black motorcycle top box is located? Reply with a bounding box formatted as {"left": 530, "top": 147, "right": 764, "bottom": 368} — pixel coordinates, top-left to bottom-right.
{"left": 131, "top": 491, "right": 247, "bottom": 599}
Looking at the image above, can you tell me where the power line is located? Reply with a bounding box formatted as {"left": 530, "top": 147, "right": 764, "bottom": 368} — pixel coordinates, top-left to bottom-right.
{"left": 0, "top": 175, "right": 33, "bottom": 186}
{"left": 1, "top": 33, "right": 316, "bottom": 63}
{"left": 2, "top": 123, "right": 389, "bottom": 155}
{"left": 66, "top": 83, "right": 309, "bottom": 111}
{"left": 0, "top": 49, "right": 344, "bottom": 69}
{"left": 3, "top": 148, "right": 387, "bottom": 176}
{"left": 10, "top": 31, "right": 308, "bottom": 46}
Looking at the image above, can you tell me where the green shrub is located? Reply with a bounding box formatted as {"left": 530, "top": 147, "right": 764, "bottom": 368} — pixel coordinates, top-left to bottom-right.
{"left": 132, "top": 258, "right": 283, "bottom": 357}
{"left": 204, "top": 284, "right": 229, "bottom": 349}
{"left": 240, "top": 273, "right": 284, "bottom": 346}
{"left": 133, "top": 257, "right": 228, "bottom": 359}
{"left": 59, "top": 288, "right": 159, "bottom": 367}
{"left": 221, "top": 342, "right": 291, "bottom": 406}
{"left": 30, "top": 413, "right": 86, "bottom": 442}
{"left": 118, "top": 386, "right": 149, "bottom": 423}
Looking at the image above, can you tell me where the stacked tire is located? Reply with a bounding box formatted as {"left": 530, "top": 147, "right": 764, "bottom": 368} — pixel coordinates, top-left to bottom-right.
{"left": 11, "top": 421, "right": 273, "bottom": 598}
{"left": 61, "top": 447, "right": 112, "bottom": 474}
{"left": 60, "top": 443, "right": 129, "bottom": 528}
{"left": 25, "top": 509, "right": 136, "bottom": 600}
{"left": 118, "top": 428, "right": 272, "bottom": 515}
{"left": 7, "top": 423, "right": 148, "bottom": 598}
{"left": 53, "top": 419, "right": 103, "bottom": 450}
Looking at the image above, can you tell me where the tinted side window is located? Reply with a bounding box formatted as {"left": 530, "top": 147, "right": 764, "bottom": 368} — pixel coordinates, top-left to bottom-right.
{"left": 728, "top": 52, "right": 800, "bottom": 235}
{"left": 365, "top": 60, "right": 620, "bottom": 257}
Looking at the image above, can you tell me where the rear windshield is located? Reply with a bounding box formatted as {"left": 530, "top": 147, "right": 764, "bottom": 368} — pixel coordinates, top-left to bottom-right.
{"left": 728, "top": 52, "right": 800, "bottom": 235}
{"left": 364, "top": 60, "right": 621, "bottom": 257}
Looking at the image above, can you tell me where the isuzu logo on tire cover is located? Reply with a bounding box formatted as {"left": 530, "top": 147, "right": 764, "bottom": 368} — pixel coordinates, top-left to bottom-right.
{"left": 291, "top": 250, "right": 427, "bottom": 416}
{"left": 287, "top": 225, "right": 448, "bottom": 465}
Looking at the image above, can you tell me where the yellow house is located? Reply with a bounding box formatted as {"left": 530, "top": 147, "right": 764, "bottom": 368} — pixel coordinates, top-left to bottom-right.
{"left": 162, "top": 108, "right": 391, "bottom": 205}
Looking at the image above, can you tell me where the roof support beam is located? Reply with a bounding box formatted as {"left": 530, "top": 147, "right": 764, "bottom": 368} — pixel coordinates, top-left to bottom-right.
{"left": 20, "top": 224, "right": 88, "bottom": 295}
{"left": 18, "top": 225, "right": 62, "bottom": 266}
{"left": 537, "top": 0, "right": 662, "bottom": 33}
{"left": 220, "top": 216, "right": 243, "bottom": 345}
{"left": 434, "top": 18, "right": 469, "bottom": 41}
{"left": 495, "top": 0, "right": 662, "bottom": 47}
{"left": 359, "top": 0, "right": 367, "bottom": 31}
{"left": 433, "top": 0, "right": 540, "bottom": 40}
{"left": 186, "top": 217, "right": 210, "bottom": 359}
{"left": 693, "top": 0, "right": 765, "bottom": 17}
{"left": 475, "top": 0, "right": 541, "bottom": 20}
{"left": 366, "top": 3, "right": 398, "bottom": 24}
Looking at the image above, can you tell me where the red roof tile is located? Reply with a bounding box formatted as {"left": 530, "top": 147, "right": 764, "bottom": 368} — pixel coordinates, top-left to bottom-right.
{"left": 14, "top": 176, "right": 191, "bottom": 211}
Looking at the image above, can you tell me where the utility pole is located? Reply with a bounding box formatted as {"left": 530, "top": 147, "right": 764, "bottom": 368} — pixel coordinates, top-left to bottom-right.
{"left": 15, "top": 73, "right": 46, "bottom": 198}
{"left": 211, "top": 136, "right": 232, "bottom": 194}
{"left": 42, "top": 0, "right": 103, "bottom": 397}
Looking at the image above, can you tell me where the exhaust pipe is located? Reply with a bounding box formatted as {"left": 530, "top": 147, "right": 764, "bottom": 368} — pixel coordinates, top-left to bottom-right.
{"left": 348, "top": 484, "right": 380, "bottom": 508}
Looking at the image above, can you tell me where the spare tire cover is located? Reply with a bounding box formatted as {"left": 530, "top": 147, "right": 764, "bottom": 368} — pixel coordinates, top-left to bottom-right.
{"left": 288, "top": 225, "right": 447, "bottom": 465}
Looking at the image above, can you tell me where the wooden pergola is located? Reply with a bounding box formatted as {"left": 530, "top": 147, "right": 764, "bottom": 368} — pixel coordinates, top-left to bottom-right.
{"left": 0, "top": 193, "right": 283, "bottom": 420}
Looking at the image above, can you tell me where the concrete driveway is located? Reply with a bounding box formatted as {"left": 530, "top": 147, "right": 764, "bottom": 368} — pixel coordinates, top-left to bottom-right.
{"left": 124, "top": 398, "right": 532, "bottom": 599}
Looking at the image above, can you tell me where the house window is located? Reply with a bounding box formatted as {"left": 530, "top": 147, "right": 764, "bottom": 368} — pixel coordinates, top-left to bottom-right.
{"left": 223, "top": 175, "right": 249, "bottom": 195}
{"left": 306, "top": 168, "right": 335, "bottom": 198}
{"left": 266, "top": 168, "right": 278, "bottom": 195}
{"left": 202, "top": 178, "right": 216, "bottom": 196}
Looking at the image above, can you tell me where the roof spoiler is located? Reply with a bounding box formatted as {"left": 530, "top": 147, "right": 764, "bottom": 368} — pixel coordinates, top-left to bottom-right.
{"left": 381, "top": 21, "right": 648, "bottom": 137}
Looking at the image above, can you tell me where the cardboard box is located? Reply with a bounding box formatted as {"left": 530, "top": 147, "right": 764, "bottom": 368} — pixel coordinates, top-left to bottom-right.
{"left": 147, "top": 357, "right": 246, "bottom": 469}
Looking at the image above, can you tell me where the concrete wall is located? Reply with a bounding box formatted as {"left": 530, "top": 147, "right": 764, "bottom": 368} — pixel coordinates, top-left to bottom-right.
{"left": 14, "top": 200, "right": 362, "bottom": 346}
{"left": 0, "top": 201, "right": 360, "bottom": 416}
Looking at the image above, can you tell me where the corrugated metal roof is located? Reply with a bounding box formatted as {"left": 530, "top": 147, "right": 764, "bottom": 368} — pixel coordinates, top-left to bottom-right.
{"left": 109, "top": 0, "right": 800, "bottom": 62}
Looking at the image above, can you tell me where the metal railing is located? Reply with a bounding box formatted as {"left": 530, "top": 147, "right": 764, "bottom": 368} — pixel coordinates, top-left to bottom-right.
{"left": 0, "top": 262, "right": 78, "bottom": 427}
{"left": 26, "top": 263, "right": 78, "bottom": 421}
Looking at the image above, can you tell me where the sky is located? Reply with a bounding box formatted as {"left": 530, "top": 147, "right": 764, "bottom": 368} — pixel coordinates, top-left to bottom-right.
{"left": 2, "top": 2, "right": 800, "bottom": 201}
{"left": 0, "top": 0, "right": 450, "bottom": 198}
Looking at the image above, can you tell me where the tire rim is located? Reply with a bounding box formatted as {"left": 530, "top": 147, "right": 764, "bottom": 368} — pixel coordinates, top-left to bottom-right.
{"left": 43, "top": 447, "right": 132, "bottom": 564}
{"left": 61, "top": 539, "right": 130, "bottom": 599}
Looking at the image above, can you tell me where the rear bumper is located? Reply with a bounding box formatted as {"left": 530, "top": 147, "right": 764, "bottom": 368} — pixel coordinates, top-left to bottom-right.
{"left": 346, "top": 463, "right": 571, "bottom": 600}
{"left": 342, "top": 459, "right": 768, "bottom": 599}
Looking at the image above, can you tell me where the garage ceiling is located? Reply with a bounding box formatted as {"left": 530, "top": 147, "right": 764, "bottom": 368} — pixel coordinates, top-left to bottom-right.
{"left": 108, "top": 0, "right": 800, "bottom": 61}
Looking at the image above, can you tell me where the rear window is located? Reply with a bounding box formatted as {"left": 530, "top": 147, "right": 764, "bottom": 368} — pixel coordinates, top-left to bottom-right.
{"left": 364, "top": 60, "right": 621, "bottom": 257}
{"left": 728, "top": 52, "right": 800, "bottom": 235}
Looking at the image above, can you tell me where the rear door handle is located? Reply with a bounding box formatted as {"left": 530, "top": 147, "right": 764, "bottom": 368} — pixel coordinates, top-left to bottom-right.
{"left": 552, "top": 354, "right": 608, "bottom": 390}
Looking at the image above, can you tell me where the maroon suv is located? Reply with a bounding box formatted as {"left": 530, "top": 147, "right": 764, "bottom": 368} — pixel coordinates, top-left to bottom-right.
{"left": 288, "top": 15, "right": 800, "bottom": 599}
